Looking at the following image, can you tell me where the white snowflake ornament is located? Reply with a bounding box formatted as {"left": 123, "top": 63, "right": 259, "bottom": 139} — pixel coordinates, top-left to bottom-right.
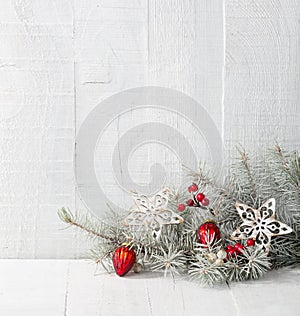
{"left": 231, "top": 198, "right": 293, "bottom": 253}
{"left": 124, "top": 188, "right": 184, "bottom": 240}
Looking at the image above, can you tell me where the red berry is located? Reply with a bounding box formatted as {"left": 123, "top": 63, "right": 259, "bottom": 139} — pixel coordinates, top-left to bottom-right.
{"left": 186, "top": 199, "right": 195, "bottom": 207}
{"left": 234, "top": 243, "right": 245, "bottom": 254}
{"left": 196, "top": 193, "right": 205, "bottom": 202}
{"left": 247, "top": 239, "right": 255, "bottom": 247}
{"left": 225, "top": 245, "right": 236, "bottom": 260}
{"left": 226, "top": 245, "right": 234, "bottom": 252}
{"left": 178, "top": 204, "right": 186, "bottom": 212}
{"left": 188, "top": 183, "right": 198, "bottom": 193}
{"left": 201, "top": 197, "right": 209, "bottom": 206}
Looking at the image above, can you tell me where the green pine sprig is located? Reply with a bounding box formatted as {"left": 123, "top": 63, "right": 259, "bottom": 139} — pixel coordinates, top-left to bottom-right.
{"left": 58, "top": 145, "right": 300, "bottom": 285}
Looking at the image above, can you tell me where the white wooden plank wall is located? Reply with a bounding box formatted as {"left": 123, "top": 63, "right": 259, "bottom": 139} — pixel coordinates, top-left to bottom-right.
{"left": 0, "top": 1, "right": 75, "bottom": 258}
{"left": 0, "top": 0, "right": 299, "bottom": 258}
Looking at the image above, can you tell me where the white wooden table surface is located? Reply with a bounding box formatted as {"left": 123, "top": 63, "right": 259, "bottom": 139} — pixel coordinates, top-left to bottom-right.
{"left": 0, "top": 260, "right": 299, "bottom": 316}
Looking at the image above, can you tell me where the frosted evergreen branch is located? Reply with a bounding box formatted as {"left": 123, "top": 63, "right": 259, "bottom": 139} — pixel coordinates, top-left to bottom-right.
{"left": 273, "top": 144, "right": 300, "bottom": 193}
{"left": 188, "top": 257, "right": 227, "bottom": 285}
{"left": 183, "top": 162, "right": 218, "bottom": 189}
{"left": 58, "top": 207, "right": 121, "bottom": 244}
{"left": 236, "top": 146, "right": 257, "bottom": 199}
{"left": 57, "top": 146, "right": 300, "bottom": 286}
{"left": 150, "top": 242, "right": 187, "bottom": 277}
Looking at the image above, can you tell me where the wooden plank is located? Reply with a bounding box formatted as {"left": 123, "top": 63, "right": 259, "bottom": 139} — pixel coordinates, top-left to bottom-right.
{"left": 0, "top": 259, "right": 69, "bottom": 315}
{"left": 224, "top": 0, "right": 300, "bottom": 158}
{"left": 147, "top": 0, "right": 224, "bottom": 171}
{"left": 0, "top": 0, "right": 76, "bottom": 258}
{"left": 74, "top": 0, "right": 149, "bottom": 215}
{"left": 0, "top": 260, "right": 299, "bottom": 315}
{"left": 66, "top": 260, "right": 235, "bottom": 316}
{"left": 228, "top": 268, "right": 300, "bottom": 316}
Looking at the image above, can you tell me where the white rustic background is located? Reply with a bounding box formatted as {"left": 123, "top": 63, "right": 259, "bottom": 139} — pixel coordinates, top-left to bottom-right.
{"left": 0, "top": 0, "right": 299, "bottom": 259}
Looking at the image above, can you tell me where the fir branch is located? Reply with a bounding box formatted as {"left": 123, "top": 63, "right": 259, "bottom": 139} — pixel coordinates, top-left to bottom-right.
{"left": 274, "top": 144, "right": 300, "bottom": 193}
{"left": 183, "top": 162, "right": 216, "bottom": 189}
{"left": 123, "top": 232, "right": 161, "bottom": 257}
{"left": 226, "top": 248, "right": 270, "bottom": 282}
{"left": 150, "top": 242, "right": 187, "bottom": 277}
{"left": 57, "top": 146, "right": 300, "bottom": 286}
{"left": 188, "top": 256, "right": 227, "bottom": 285}
{"left": 237, "top": 146, "right": 256, "bottom": 198}
{"left": 58, "top": 207, "right": 121, "bottom": 244}
{"left": 275, "top": 144, "right": 292, "bottom": 175}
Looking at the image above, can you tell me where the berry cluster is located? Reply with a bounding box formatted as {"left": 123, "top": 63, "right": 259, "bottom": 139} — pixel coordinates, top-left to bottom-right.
{"left": 178, "top": 183, "right": 209, "bottom": 212}
{"left": 226, "top": 239, "right": 255, "bottom": 258}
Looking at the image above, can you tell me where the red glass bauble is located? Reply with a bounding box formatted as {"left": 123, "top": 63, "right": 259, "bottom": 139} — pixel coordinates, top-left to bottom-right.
{"left": 112, "top": 246, "right": 136, "bottom": 277}
{"left": 197, "top": 221, "right": 221, "bottom": 247}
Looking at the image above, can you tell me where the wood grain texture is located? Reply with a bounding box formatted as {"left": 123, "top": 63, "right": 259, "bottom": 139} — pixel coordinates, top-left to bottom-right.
{"left": 75, "top": 0, "right": 224, "bottom": 220}
{"left": 74, "top": 0, "right": 224, "bottom": 250}
{"left": 0, "top": 260, "right": 299, "bottom": 315}
{"left": 0, "top": 0, "right": 224, "bottom": 258}
{"left": 224, "top": 0, "right": 300, "bottom": 158}
{"left": 0, "top": 0, "right": 299, "bottom": 258}
{"left": 0, "top": 0, "right": 77, "bottom": 258}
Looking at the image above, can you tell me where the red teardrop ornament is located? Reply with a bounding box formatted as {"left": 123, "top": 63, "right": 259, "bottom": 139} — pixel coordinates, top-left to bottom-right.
{"left": 112, "top": 246, "right": 136, "bottom": 277}
{"left": 197, "top": 221, "right": 221, "bottom": 247}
